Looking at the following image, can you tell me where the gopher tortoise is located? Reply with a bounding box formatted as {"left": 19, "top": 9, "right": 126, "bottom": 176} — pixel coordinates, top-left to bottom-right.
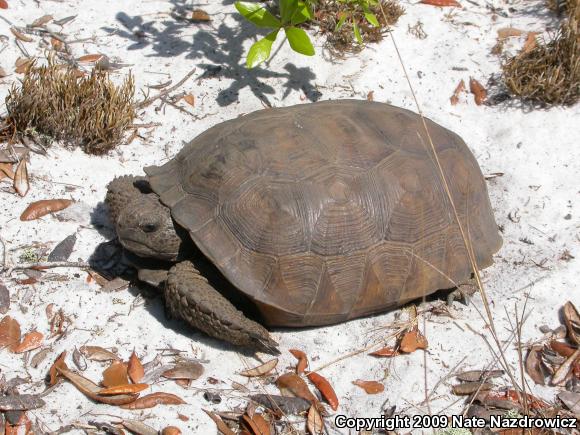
{"left": 106, "top": 100, "right": 502, "bottom": 354}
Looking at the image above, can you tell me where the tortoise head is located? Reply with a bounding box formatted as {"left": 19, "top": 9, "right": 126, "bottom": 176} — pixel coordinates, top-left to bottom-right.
{"left": 106, "top": 176, "right": 183, "bottom": 261}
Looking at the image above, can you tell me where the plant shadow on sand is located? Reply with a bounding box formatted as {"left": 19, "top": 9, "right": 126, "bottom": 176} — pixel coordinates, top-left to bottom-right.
{"left": 102, "top": 0, "right": 322, "bottom": 107}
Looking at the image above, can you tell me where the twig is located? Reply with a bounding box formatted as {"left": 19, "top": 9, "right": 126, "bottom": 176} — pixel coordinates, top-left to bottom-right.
{"left": 137, "top": 67, "right": 196, "bottom": 109}
{"left": 0, "top": 234, "right": 7, "bottom": 272}
{"left": 7, "top": 261, "right": 89, "bottom": 274}
{"left": 128, "top": 122, "right": 162, "bottom": 129}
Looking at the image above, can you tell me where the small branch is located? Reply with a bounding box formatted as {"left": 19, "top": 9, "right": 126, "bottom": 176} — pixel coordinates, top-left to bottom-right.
{"left": 7, "top": 261, "right": 90, "bottom": 275}
{"left": 137, "top": 67, "right": 197, "bottom": 109}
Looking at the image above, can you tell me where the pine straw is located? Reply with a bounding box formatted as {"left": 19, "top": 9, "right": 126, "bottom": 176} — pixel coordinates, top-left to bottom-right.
{"left": 310, "top": 0, "right": 404, "bottom": 54}
{"left": 501, "top": 2, "right": 579, "bottom": 106}
{"left": 3, "top": 59, "right": 135, "bottom": 155}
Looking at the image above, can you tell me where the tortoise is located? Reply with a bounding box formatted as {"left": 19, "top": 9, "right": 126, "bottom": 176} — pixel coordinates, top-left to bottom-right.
{"left": 105, "top": 99, "right": 502, "bottom": 354}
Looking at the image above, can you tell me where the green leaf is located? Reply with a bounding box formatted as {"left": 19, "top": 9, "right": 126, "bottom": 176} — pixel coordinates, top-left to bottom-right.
{"left": 235, "top": 1, "right": 281, "bottom": 28}
{"left": 290, "top": 2, "right": 313, "bottom": 25}
{"left": 363, "top": 11, "right": 379, "bottom": 27}
{"left": 246, "top": 30, "right": 279, "bottom": 68}
{"left": 335, "top": 12, "right": 348, "bottom": 31}
{"left": 280, "top": 0, "right": 297, "bottom": 23}
{"left": 284, "top": 26, "right": 315, "bottom": 56}
{"left": 353, "top": 21, "right": 363, "bottom": 44}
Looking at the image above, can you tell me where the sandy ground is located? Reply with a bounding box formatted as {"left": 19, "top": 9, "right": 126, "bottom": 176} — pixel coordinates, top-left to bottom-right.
{"left": 0, "top": 0, "right": 578, "bottom": 434}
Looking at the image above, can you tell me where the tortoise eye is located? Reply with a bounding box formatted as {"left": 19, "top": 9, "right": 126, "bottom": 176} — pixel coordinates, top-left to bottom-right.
{"left": 141, "top": 222, "right": 158, "bottom": 233}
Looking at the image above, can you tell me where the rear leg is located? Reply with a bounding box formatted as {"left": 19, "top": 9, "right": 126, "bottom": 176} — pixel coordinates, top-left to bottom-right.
{"left": 166, "top": 261, "right": 279, "bottom": 354}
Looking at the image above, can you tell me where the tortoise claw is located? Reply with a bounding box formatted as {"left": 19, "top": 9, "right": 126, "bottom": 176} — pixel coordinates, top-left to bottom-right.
{"left": 250, "top": 333, "right": 280, "bottom": 356}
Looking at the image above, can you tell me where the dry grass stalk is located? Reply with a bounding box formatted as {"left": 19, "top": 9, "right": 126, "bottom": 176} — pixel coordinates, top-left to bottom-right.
{"left": 502, "top": 2, "right": 579, "bottom": 106}
{"left": 310, "top": 0, "right": 404, "bottom": 53}
{"left": 4, "top": 58, "right": 135, "bottom": 154}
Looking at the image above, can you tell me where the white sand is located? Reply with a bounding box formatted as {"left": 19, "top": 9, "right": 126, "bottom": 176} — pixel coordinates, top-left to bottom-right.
{"left": 0, "top": 0, "right": 578, "bottom": 433}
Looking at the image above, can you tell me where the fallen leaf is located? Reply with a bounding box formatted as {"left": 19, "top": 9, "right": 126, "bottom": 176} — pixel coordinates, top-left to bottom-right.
{"left": 80, "top": 345, "right": 120, "bottom": 361}
{"left": 249, "top": 394, "right": 311, "bottom": 415}
{"left": 452, "top": 381, "right": 494, "bottom": 395}
{"left": 49, "top": 351, "right": 68, "bottom": 385}
{"left": 522, "top": 32, "right": 538, "bottom": 53}
{"left": 306, "top": 406, "right": 323, "bottom": 435}
{"left": 0, "top": 394, "right": 45, "bottom": 411}
{"left": 73, "top": 347, "right": 87, "bottom": 371}
{"left": 14, "top": 57, "right": 34, "bottom": 74}
{"left": 121, "top": 419, "right": 158, "bottom": 435}
{"left": 558, "top": 391, "right": 580, "bottom": 415}
{"left": 203, "top": 409, "right": 236, "bottom": 435}
{"left": 242, "top": 413, "right": 271, "bottom": 435}
{"left": 56, "top": 366, "right": 137, "bottom": 405}
{"left": 420, "top": 0, "right": 461, "bottom": 6}
{"left": 353, "top": 379, "right": 384, "bottom": 394}
{"left": 31, "top": 14, "right": 53, "bottom": 27}
{"left": 456, "top": 369, "right": 505, "bottom": 382}
{"left": 177, "top": 414, "right": 189, "bottom": 421}
{"left": 102, "top": 360, "right": 129, "bottom": 388}
{"left": 478, "top": 389, "right": 548, "bottom": 411}
{"left": 77, "top": 53, "right": 105, "bottom": 63}
{"left": 98, "top": 383, "right": 149, "bottom": 395}
{"left": 10, "top": 28, "right": 33, "bottom": 42}
{"left": 497, "top": 27, "right": 524, "bottom": 40}
{"left": 563, "top": 301, "right": 580, "bottom": 345}
{"left": 51, "top": 37, "right": 64, "bottom": 51}
{"left": 47, "top": 233, "right": 76, "bottom": 262}
{"left": 0, "top": 163, "right": 14, "bottom": 180}
{"left": 0, "top": 315, "right": 21, "bottom": 351}
{"left": 289, "top": 349, "right": 308, "bottom": 374}
{"left": 13, "top": 159, "right": 29, "bottom": 196}
{"left": 450, "top": 79, "right": 466, "bottom": 105}
{"left": 549, "top": 340, "right": 576, "bottom": 358}
{"left": 369, "top": 347, "right": 399, "bottom": 357}
{"left": 307, "top": 372, "right": 338, "bottom": 410}
{"left": 4, "top": 411, "right": 31, "bottom": 435}
{"left": 367, "top": 90, "right": 374, "bottom": 101}
{"left": 161, "top": 427, "right": 182, "bottom": 435}
{"left": 0, "top": 281, "right": 9, "bottom": 314}
{"left": 276, "top": 373, "right": 318, "bottom": 403}
{"left": 469, "top": 78, "right": 487, "bottom": 105}
{"left": 120, "top": 392, "right": 186, "bottom": 409}
{"left": 162, "top": 360, "right": 204, "bottom": 381}
{"left": 12, "top": 331, "right": 43, "bottom": 353}
{"left": 128, "top": 351, "right": 145, "bottom": 383}
{"left": 20, "top": 199, "right": 73, "bottom": 221}
{"left": 0, "top": 0, "right": 8, "bottom": 9}
{"left": 239, "top": 358, "right": 278, "bottom": 377}
{"left": 191, "top": 9, "right": 211, "bottom": 21}
{"left": 30, "top": 347, "right": 50, "bottom": 368}
{"left": 399, "top": 330, "right": 428, "bottom": 353}
{"left": 525, "top": 345, "right": 546, "bottom": 385}
{"left": 552, "top": 349, "right": 580, "bottom": 386}
{"left": 183, "top": 93, "right": 195, "bottom": 107}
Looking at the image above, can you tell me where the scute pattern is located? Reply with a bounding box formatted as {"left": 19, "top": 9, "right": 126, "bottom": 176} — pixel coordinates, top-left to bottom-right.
{"left": 146, "top": 100, "right": 502, "bottom": 327}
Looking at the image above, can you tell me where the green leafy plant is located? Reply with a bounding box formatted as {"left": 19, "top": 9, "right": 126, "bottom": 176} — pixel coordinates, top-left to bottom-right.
{"left": 334, "top": 0, "right": 380, "bottom": 44}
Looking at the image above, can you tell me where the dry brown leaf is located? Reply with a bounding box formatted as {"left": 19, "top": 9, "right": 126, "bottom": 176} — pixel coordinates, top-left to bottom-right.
{"left": 15, "top": 57, "right": 33, "bottom": 74}
{"left": 352, "top": 379, "right": 384, "bottom": 394}
{"left": 469, "top": 78, "right": 487, "bottom": 105}
{"left": 98, "top": 383, "right": 149, "bottom": 395}
{"left": 10, "top": 28, "right": 33, "bottom": 42}
{"left": 12, "top": 331, "right": 43, "bottom": 353}
{"left": 20, "top": 199, "right": 73, "bottom": 221}
{"left": 0, "top": 281, "right": 9, "bottom": 315}
{"left": 203, "top": 409, "right": 236, "bottom": 435}
{"left": 239, "top": 358, "right": 278, "bottom": 377}
{"left": 452, "top": 381, "right": 494, "bottom": 395}
{"left": 522, "top": 32, "right": 538, "bottom": 54}
{"left": 242, "top": 413, "right": 271, "bottom": 435}
{"left": 307, "top": 372, "right": 338, "bottom": 410}
{"left": 128, "top": 351, "right": 145, "bottom": 383}
{"left": 80, "top": 345, "right": 120, "bottom": 361}
{"left": 450, "top": 79, "right": 466, "bottom": 105}
{"left": 552, "top": 349, "right": 580, "bottom": 386}
{"left": 250, "top": 394, "right": 311, "bottom": 415}
{"left": 50, "top": 37, "right": 64, "bottom": 51}
{"left": 399, "top": 330, "right": 428, "bottom": 353}
{"left": 0, "top": 163, "right": 15, "bottom": 181}
{"left": 0, "top": 315, "right": 21, "bottom": 352}
{"left": 525, "top": 345, "right": 546, "bottom": 385}
{"left": 31, "top": 14, "right": 53, "bottom": 27}
{"left": 13, "top": 159, "right": 29, "bottom": 196}
{"left": 456, "top": 369, "right": 504, "bottom": 382}
{"left": 162, "top": 360, "right": 203, "bottom": 380}
{"left": 550, "top": 340, "right": 577, "bottom": 358}
{"left": 102, "top": 360, "right": 129, "bottom": 388}
{"left": 183, "top": 93, "right": 195, "bottom": 107}
{"left": 191, "top": 9, "right": 211, "bottom": 21}
{"left": 77, "top": 54, "right": 105, "bottom": 63}
{"left": 120, "top": 392, "right": 186, "bottom": 409}
{"left": 289, "top": 349, "right": 308, "bottom": 374}
{"left": 0, "top": 394, "right": 45, "bottom": 411}
{"left": 420, "top": 0, "right": 461, "bottom": 6}
{"left": 56, "top": 366, "right": 138, "bottom": 405}
{"left": 161, "top": 427, "right": 182, "bottom": 435}
{"left": 49, "top": 351, "right": 68, "bottom": 385}
{"left": 121, "top": 419, "right": 158, "bottom": 435}
{"left": 497, "top": 27, "right": 524, "bottom": 40}
{"left": 4, "top": 411, "right": 32, "bottom": 435}
{"left": 307, "top": 405, "right": 323, "bottom": 435}
{"left": 563, "top": 301, "right": 580, "bottom": 345}
{"left": 369, "top": 346, "right": 399, "bottom": 357}
{"left": 276, "top": 373, "right": 318, "bottom": 403}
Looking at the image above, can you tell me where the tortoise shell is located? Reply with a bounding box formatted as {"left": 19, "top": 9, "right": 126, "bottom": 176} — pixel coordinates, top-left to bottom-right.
{"left": 145, "top": 100, "right": 502, "bottom": 327}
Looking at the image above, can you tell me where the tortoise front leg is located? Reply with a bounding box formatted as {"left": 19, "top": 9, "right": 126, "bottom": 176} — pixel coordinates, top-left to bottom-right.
{"left": 166, "top": 261, "right": 279, "bottom": 354}
{"left": 446, "top": 277, "right": 479, "bottom": 306}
